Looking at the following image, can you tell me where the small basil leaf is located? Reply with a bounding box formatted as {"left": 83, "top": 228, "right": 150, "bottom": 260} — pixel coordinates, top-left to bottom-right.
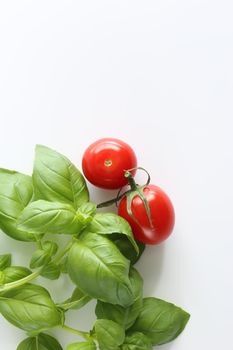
{"left": 40, "top": 262, "right": 61, "bottom": 280}
{"left": 0, "top": 254, "right": 11, "bottom": 269}
{"left": 87, "top": 213, "right": 139, "bottom": 254}
{"left": 0, "top": 169, "right": 36, "bottom": 241}
{"left": 110, "top": 236, "right": 145, "bottom": 265}
{"left": 17, "top": 337, "right": 35, "bottom": 350}
{"left": 0, "top": 271, "right": 5, "bottom": 284}
{"left": 60, "top": 256, "right": 68, "bottom": 274}
{"left": 67, "top": 341, "right": 96, "bottom": 350}
{"left": 0, "top": 283, "right": 64, "bottom": 334}
{"left": 130, "top": 297, "right": 190, "bottom": 345}
{"left": 30, "top": 242, "right": 58, "bottom": 269}
{"left": 59, "top": 287, "right": 92, "bottom": 311}
{"left": 3, "top": 266, "right": 31, "bottom": 283}
{"left": 17, "top": 333, "right": 63, "bottom": 350}
{"left": 96, "top": 267, "right": 143, "bottom": 330}
{"left": 121, "top": 332, "right": 152, "bottom": 350}
{"left": 42, "top": 241, "right": 58, "bottom": 256}
{"left": 18, "top": 200, "right": 80, "bottom": 235}
{"left": 68, "top": 233, "right": 134, "bottom": 307}
{"left": 37, "top": 333, "right": 63, "bottom": 350}
{"left": 30, "top": 249, "right": 51, "bottom": 269}
{"left": 76, "top": 202, "right": 97, "bottom": 225}
{"left": 33, "top": 145, "right": 89, "bottom": 209}
{"left": 95, "top": 319, "right": 125, "bottom": 350}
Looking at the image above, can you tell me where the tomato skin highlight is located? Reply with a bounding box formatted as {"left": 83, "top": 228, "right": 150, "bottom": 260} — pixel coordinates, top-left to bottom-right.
{"left": 82, "top": 138, "right": 137, "bottom": 189}
{"left": 118, "top": 185, "right": 175, "bottom": 245}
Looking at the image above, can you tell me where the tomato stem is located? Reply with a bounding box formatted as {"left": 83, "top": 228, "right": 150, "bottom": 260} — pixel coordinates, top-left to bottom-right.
{"left": 97, "top": 168, "right": 151, "bottom": 208}
{"left": 124, "top": 170, "right": 137, "bottom": 190}
{"left": 96, "top": 190, "right": 130, "bottom": 208}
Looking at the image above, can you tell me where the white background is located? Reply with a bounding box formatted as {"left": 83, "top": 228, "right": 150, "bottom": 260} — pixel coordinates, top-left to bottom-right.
{"left": 0, "top": 1, "right": 233, "bottom": 349}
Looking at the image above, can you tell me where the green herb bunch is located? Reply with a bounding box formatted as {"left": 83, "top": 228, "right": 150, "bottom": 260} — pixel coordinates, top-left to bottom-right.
{"left": 0, "top": 145, "right": 190, "bottom": 349}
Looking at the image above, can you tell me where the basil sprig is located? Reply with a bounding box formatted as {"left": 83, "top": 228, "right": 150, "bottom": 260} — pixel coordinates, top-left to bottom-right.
{"left": 0, "top": 145, "right": 189, "bottom": 349}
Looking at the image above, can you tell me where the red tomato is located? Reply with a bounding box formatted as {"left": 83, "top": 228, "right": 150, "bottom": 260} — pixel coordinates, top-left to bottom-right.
{"left": 118, "top": 184, "right": 175, "bottom": 245}
{"left": 82, "top": 138, "right": 137, "bottom": 189}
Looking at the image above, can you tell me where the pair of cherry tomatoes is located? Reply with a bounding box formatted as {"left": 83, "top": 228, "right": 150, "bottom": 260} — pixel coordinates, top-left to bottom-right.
{"left": 82, "top": 138, "right": 175, "bottom": 245}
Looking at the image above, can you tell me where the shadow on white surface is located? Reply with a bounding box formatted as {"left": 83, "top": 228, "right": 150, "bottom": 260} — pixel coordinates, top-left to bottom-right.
{"left": 136, "top": 243, "right": 165, "bottom": 297}
{"left": 157, "top": 343, "right": 175, "bottom": 350}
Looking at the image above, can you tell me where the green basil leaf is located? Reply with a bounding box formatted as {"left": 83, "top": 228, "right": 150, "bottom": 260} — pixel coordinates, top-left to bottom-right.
{"left": 96, "top": 267, "right": 143, "bottom": 330}
{"left": 110, "top": 236, "right": 145, "bottom": 265}
{"left": 30, "top": 241, "right": 59, "bottom": 269}
{"left": 59, "top": 287, "right": 92, "bottom": 311}
{"left": 67, "top": 341, "right": 96, "bottom": 350}
{"left": 130, "top": 297, "right": 190, "bottom": 345}
{"left": 95, "top": 319, "right": 125, "bottom": 350}
{"left": 76, "top": 202, "right": 96, "bottom": 225}
{"left": 87, "top": 213, "right": 138, "bottom": 254}
{"left": 0, "top": 283, "right": 64, "bottom": 334}
{"left": 0, "top": 271, "right": 5, "bottom": 284}
{"left": 121, "top": 332, "right": 152, "bottom": 350}
{"left": 18, "top": 200, "right": 80, "bottom": 235}
{"left": 60, "top": 256, "right": 68, "bottom": 274}
{"left": 40, "top": 262, "right": 61, "bottom": 280}
{"left": 0, "top": 254, "right": 11, "bottom": 269}
{"left": 17, "top": 333, "right": 63, "bottom": 350}
{"left": 30, "top": 249, "right": 51, "bottom": 269}
{"left": 68, "top": 233, "right": 134, "bottom": 307}
{"left": 42, "top": 241, "right": 58, "bottom": 256}
{"left": 33, "top": 145, "right": 89, "bottom": 209}
{"left": 17, "top": 337, "right": 35, "bottom": 350}
{"left": 37, "top": 333, "right": 63, "bottom": 350}
{"left": 3, "top": 266, "right": 31, "bottom": 283}
{"left": 0, "top": 169, "right": 36, "bottom": 241}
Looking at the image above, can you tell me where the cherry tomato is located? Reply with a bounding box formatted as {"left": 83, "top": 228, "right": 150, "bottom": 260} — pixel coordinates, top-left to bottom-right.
{"left": 118, "top": 184, "right": 175, "bottom": 245}
{"left": 82, "top": 138, "right": 137, "bottom": 189}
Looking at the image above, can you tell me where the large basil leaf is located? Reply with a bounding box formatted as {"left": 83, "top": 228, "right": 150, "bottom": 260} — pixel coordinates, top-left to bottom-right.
{"left": 110, "top": 236, "right": 145, "bottom": 265}
{"left": 0, "top": 283, "right": 64, "bottom": 334}
{"left": 68, "top": 233, "right": 134, "bottom": 307}
{"left": 58, "top": 287, "right": 92, "bottom": 311}
{"left": 95, "top": 319, "right": 125, "bottom": 350}
{"left": 130, "top": 297, "right": 190, "bottom": 345}
{"left": 0, "top": 254, "right": 11, "bottom": 269}
{"left": 18, "top": 200, "right": 80, "bottom": 235}
{"left": 67, "top": 341, "right": 96, "bottom": 350}
{"left": 17, "top": 333, "right": 63, "bottom": 350}
{"left": 3, "top": 266, "right": 31, "bottom": 283}
{"left": 33, "top": 145, "right": 89, "bottom": 209}
{"left": 121, "top": 332, "right": 152, "bottom": 350}
{"left": 96, "top": 267, "right": 143, "bottom": 330}
{"left": 87, "top": 213, "right": 138, "bottom": 254}
{"left": 0, "top": 169, "right": 35, "bottom": 241}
